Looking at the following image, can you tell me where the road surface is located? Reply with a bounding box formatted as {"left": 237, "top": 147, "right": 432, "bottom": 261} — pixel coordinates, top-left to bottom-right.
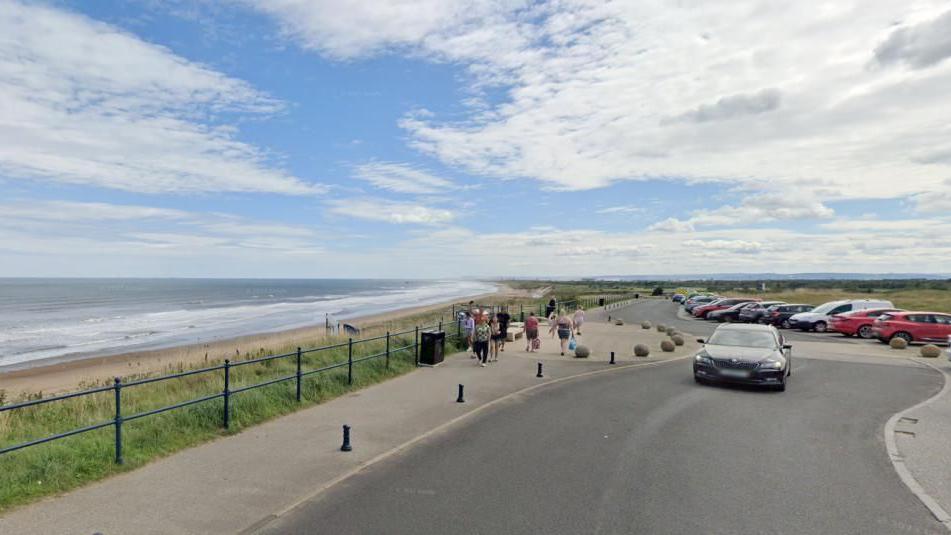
{"left": 257, "top": 300, "right": 945, "bottom": 534}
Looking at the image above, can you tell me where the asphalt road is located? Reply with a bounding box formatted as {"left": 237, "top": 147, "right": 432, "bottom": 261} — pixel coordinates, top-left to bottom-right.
{"left": 257, "top": 301, "right": 945, "bottom": 535}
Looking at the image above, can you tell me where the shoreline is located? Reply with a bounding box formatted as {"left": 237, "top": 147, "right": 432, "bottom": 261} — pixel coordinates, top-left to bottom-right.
{"left": 0, "top": 286, "right": 527, "bottom": 397}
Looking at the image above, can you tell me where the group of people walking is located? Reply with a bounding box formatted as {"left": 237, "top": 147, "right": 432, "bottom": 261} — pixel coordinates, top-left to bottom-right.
{"left": 461, "top": 304, "right": 585, "bottom": 362}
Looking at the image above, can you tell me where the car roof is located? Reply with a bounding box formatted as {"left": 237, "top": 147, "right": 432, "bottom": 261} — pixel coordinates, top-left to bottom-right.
{"left": 891, "top": 311, "right": 950, "bottom": 316}
{"left": 715, "top": 323, "right": 776, "bottom": 332}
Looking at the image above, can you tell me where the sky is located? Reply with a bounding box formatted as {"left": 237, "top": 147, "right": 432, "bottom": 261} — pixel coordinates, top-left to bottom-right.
{"left": 1, "top": 0, "right": 950, "bottom": 278}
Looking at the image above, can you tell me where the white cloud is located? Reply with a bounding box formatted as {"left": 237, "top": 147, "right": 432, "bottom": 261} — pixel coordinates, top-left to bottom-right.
{"left": 597, "top": 205, "right": 644, "bottom": 215}
{"left": 651, "top": 190, "right": 835, "bottom": 231}
{"left": 0, "top": 1, "right": 317, "bottom": 195}
{"left": 0, "top": 200, "right": 189, "bottom": 222}
{"left": 648, "top": 218, "right": 695, "bottom": 233}
{"left": 251, "top": 1, "right": 951, "bottom": 200}
{"left": 353, "top": 162, "right": 454, "bottom": 194}
{"left": 328, "top": 198, "right": 455, "bottom": 225}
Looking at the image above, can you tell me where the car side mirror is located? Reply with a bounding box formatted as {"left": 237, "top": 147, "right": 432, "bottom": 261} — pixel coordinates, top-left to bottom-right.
{"left": 782, "top": 344, "right": 792, "bottom": 350}
{"left": 697, "top": 338, "right": 705, "bottom": 344}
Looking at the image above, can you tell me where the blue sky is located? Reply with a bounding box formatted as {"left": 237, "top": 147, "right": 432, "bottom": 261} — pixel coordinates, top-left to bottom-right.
{"left": 1, "top": 0, "right": 950, "bottom": 278}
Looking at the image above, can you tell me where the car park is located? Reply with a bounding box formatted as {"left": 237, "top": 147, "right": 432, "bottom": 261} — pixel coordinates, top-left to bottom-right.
{"left": 828, "top": 308, "right": 902, "bottom": 338}
{"left": 761, "top": 304, "right": 815, "bottom": 329}
{"left": 693, "top": 323, "right": 792, "bottom": 391}
{"left": 872, "top": 311, "right": 951, "bottom": 344}
{"left": 737, "top": 301, "right": 787, "bottom": 323}
{"left": 788, "top": 299, "right": 894, "bottom": 332}
{"left": 709, "top": 301, "right": 760, "bottom": 323}
{"left": 684, "top": 296, "right": 718, "bottom": 314}
{"left": 693, "top": 298, "right": 758, "bottom": 319}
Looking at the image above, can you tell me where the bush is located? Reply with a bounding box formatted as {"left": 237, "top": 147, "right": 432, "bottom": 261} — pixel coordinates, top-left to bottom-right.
{"left": 574, "top": 345, "right": 590, "bottom": 358}
{"left": 651, "top": 286, "right": 664, "bottom": 296}
{"left": 641, "top": 321, "right": 652, "bottom": 329}
{"left": 671, "top": 335, "right": 685, "bottom": 346}
{"left": 920, "top": 345, "right": 941, "bottom": 358}
{"left": 634, "top": 344, "right": 650, "bottom": 357}
{"left": 890, "top": 337, "right": 908, "bottom": 349}
{"left": 656, "top": 324, "right": 667, "bottom": 333}
{"left": 660, "top": 340, "right": 675, "bottom": 352}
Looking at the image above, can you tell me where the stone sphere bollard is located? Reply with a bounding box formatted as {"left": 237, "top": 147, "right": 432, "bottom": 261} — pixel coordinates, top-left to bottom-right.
{"left": 574, "top": 345, "right": 591, "bottom": 358}
{"left": 615, "top": 319, "right": 624, "bottom": 326}
{"left": 641, "top": 321, "right": 652, "bottom": 330}
{"left": 634, "top": 344, "right": 650, "bottom": 357}
{"left": 920, "top": 344, "right": 941, "bottom": 358}
{"left": 657, "top": 324, "right": 667, "bottom": 333}
{"left": 671, "top": 334, "right": 685, "bottom": 346}
{"left": 890, "top": 337, "right": 908, "bottom": 349}
{"left": 660, "top": 340, "right": 675, "bottom": 352}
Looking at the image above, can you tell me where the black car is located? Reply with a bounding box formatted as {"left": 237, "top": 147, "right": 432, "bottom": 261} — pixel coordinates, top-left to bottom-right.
{"left": 693, "top": 324, "right": 792, "bottom": 391}
{"left": 708, "top": 301, "right": 759, "bottom": 323}
{"left": 761, "top": 304, "right": 815, "bottom": 329}
{"left": 737, "top": 301, "right": 787, "bottom": 323}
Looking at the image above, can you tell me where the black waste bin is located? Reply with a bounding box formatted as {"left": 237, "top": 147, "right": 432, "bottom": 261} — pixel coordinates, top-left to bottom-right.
{"left": 419, "top": 330, "right": 446, "bottom": 366}
{"left": 598, "top": 297, "right": 605, "bottom": 306}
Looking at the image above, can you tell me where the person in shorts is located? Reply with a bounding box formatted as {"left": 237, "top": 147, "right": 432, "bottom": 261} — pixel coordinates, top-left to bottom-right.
{"left": 489, "top": 315, "right": 503, "bottom": 362}
{"left": 524, "top": 312, "right": 539, "bottom": 352}
{"left": 555, "top": 309, "right": 574, "bottom": 356}
{"left": 473, "top": 315, "right": 491, "bottom": 367}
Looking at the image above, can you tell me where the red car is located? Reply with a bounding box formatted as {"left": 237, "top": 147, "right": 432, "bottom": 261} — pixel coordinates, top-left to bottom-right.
{"left": 828, "top": 308, "right": 902, "bottom": 339}
{"left": 872, "top": 311, "right": 951, "bottom": 344}
{"left": 693, "top": 298, "right": 758, "bottom": 319}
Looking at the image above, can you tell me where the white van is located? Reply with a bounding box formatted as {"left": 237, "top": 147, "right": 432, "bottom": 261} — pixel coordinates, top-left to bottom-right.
{"left": 788, "top": 299, "right": 894, "bottom": 332}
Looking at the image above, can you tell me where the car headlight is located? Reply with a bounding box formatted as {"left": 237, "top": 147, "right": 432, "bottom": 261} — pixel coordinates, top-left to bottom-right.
{"left": 695, "top": 352, "right": 714, "bottom": 365}
{"left": 758, "top": 359, "right": 785, "bottom": 370}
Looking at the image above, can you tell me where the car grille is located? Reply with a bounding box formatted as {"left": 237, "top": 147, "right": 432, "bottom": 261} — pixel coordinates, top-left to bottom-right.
{"left": 712, "top": 358, "right": 759, "bottom": 370}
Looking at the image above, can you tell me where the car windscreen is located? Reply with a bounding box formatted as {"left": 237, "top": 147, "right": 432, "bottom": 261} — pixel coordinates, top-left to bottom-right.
{"left": 811, "top": 302, "right": 843, "bottom": 314}
{"left": 707, "top": 330, "right": 777, "bottom": 348}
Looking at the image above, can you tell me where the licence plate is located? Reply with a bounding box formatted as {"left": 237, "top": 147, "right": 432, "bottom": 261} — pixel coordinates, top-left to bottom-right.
{"left": 720, "top": 369, "right": 749, "bottom": 378}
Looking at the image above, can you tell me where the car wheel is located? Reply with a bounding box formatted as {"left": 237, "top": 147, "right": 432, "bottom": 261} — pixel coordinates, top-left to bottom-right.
{"left": 780, "top": 319, "right": 790, "bottom": 329}
{"left": 775, "top": 380, "right": 786, "bottom": 392}
{"left": 814, "top": 321, "right": 828, "bottom": 333}
{"left": 694, "top": 375, "right": 704, "bottom": 385}
{"left": 857, "top": 325, "right": 873, "bottom": 339}
{"left": 842, "top": 333, "right": 853, "bottom": 337}
{"left": 892, "top": 332, "right": 913, "bottom": 343}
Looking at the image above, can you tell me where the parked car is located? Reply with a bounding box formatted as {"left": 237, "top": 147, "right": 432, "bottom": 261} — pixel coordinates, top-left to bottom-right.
{"left": 828, "top": 308, "right": 903, "bottom": 339}
{"left": 762, "top": 304, "right": 815, "bottom": 329}
{"left": 709, "top": 301, "right": 760, "bottom": 323}
{"left": 694, "top": 298, "right": 758, "bottom": 319}
{"left": 788, "top": 299, "right": 895, "bottom": 332}
{"left": 693, "top": 323, "right": 792, "bottom": 391}
{"left": 684, "top": 296, "right": 718, "bottom": 313}
{"left": 737, "top": 301, "right": 787, "bottom": 323}
{"left": 672, "top": 293, "right": 686, "bottom": 303}
{"left": 872, "top": 312, "right": 951, "bottom": 344}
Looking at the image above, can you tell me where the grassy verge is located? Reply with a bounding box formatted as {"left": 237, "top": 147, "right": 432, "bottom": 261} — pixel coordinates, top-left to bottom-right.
{"left": 0, "top": 331, "right": 420, "bottom": 512}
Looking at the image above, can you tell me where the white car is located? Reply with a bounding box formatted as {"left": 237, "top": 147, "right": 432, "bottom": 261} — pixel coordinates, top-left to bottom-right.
{"left": 788, "top": 299, "right": 894, "bottom": 332}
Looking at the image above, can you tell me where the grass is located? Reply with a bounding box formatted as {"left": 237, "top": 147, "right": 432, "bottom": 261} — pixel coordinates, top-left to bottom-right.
{"left": 0, "top": 331, "right": 421, "bottom": 512}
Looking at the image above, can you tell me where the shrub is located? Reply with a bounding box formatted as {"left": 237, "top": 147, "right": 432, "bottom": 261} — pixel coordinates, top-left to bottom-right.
{"left": 574, "top": 345, "right": 591, "bottom": 358}
{"left": 660, "top": 340, "right": 675, "bottom": 352}
{"left": 890, "top": 337, "right": 908, "bottom": 349}
{"left": 657, "top": 324, "right": 667, "bottom": 333}
{"left": 641, "top": 321, "right": 652, "bottom": 329}
{"left": 671, "top": 335, "right": 685, "bottom": 346}
{"left": 920, "top": 345, "right": 941, "bottom": 358}
{"left": 634, "top": 344, "right": 650, "bottom": 357}
{"left": 651, "top": 286, "right": 664, "bottom": 296}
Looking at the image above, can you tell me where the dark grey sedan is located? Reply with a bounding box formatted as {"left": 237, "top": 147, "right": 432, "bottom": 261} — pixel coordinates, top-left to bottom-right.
{"left": 693, "top": 324, "right": 792, "bottom": 391}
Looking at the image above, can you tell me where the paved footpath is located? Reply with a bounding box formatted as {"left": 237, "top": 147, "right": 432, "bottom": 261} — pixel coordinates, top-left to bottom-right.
{"left": 0, "top": 304, "right": 692, "bottom": 535}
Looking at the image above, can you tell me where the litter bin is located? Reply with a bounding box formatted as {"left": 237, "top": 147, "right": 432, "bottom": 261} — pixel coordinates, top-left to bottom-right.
{"left": 598, "top": 297, "right": 605, "bottom": 306}
{"left": 419, "top": 330, "right": 446, "bottom": 366}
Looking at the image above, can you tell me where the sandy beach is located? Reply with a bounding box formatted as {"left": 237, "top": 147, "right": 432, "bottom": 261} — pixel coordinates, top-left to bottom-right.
{"left": 0, "top": 285, "right": 536, "bottom": 397}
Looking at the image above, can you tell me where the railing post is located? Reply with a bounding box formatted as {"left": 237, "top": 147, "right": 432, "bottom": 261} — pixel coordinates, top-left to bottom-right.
{"left": 347, "top": 338, "right": 353, "bottom": 385}
{"left": 295, "top": 347, "right": 302, "bottom": 402}
{"left": 414, "top": 326, "right": 420, "bottom": 367}
{"left": 385, "top": 331, "right": 391, "bottom": 369}
{"left": 439, "top": 320, "right": 443, "bottom": 333}
{"left": 113, "top": 377, "right": 123, "bottom": 465}
{"left": 223, "top": 359, "right": 231, "bottom": 429}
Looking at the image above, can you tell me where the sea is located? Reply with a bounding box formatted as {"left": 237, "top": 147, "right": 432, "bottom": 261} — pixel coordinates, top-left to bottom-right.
{"left": 0, "top": 278, "right": 496, "bottom": 370}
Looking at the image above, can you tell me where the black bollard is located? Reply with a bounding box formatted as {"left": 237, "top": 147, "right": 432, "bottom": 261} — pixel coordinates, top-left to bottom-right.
{"left": 456, "top": 384, "right": 465, "bottom": 403}
{"left": 608, "top": 315, "right": 611, "bottom": 322}
{"left": 341, "top": 424, "right": 352, "bottom": 452}
{"left": 536, "top": 362, "right": 543, "bottom": 378}
{"left": 610, "top": 351, "right": 616, "bottom": 365}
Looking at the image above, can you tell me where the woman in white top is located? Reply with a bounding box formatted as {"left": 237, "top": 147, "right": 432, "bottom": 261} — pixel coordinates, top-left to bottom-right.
{"left": 573, "top": 307, "right": 585, "bottom": 336}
